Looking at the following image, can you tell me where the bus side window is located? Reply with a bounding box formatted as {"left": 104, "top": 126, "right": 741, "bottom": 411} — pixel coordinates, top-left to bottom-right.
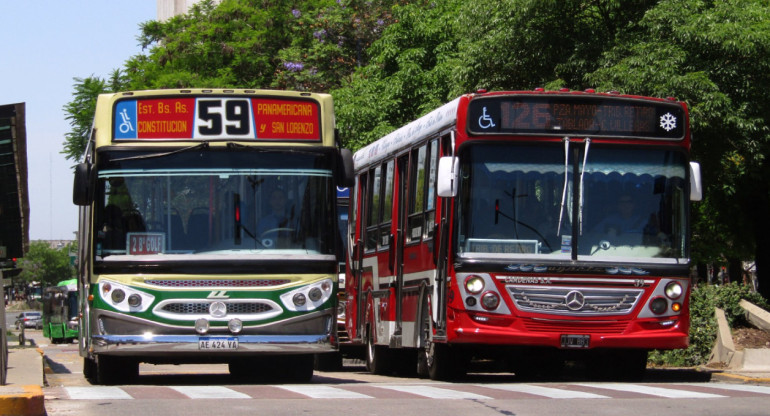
{"left": 407, "top": 144, "right": 427, "bottom": 243}
{"left": 365, "top": 168, "right": 380, "bottom": 252}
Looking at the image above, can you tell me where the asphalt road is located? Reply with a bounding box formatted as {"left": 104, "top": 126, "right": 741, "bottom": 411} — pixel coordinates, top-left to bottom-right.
{"left": 36, "top": 339, "right": 770, "bottom": 416}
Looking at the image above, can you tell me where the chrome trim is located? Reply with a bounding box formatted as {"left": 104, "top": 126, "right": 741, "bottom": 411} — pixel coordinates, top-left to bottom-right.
{"left": 91, "top": 334, "right": 333, "bottom": 355}
{"left": 507, "top": 285, "right": 643, "bottom": 316}
{"left": 153, "top": 298, "right": 282, "bottom": 321}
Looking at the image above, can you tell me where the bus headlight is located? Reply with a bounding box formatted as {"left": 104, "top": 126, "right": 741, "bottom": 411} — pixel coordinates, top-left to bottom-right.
{"left": 480, "top": 292, "right": 501, "bottom": 311}
{"left": 228, "top": 318, "right": 243, "bottom": 334}
{"left": 281, "top": 278, "right": 335, "bottom": 312}
{"left": 464, "top": 275, "right": 485, "bottom": 294}
{"left": 127, "top": 294, "right": 142, "bottom": 308}
{"left": 665, "top": 282, "right": 683, "bottom": 299}
{"left": 111, "top": 289, "right": 126, "bottom": 304}
{"left": 195, "top": 318, "right": 210, "bottom": 334}
{"left": 98, "top": 280, "right": 155, "bottom": 313}
{"left": 649, "top": 297, "right": 668, "bottom": 315}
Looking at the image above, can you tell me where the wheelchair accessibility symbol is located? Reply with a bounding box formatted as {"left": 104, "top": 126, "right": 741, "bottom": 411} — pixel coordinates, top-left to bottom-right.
{"left": 478, "top": 106, "right": 496, "bottom": 129}
{"left": 119, "top": 109, "right": 135, "bottom": 134}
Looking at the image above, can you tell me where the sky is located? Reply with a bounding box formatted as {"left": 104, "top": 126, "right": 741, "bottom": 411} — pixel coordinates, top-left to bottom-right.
{"left": 2, "top": 2, "right": 158, "bottom": 241}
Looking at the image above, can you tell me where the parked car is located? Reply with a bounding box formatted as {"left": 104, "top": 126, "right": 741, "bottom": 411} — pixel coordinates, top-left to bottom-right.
{"left": 15, "top": 311, "right": 42, "bottom": 329}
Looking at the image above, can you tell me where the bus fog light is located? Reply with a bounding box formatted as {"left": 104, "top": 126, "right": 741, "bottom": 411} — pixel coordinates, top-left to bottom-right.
{"left": 480, "top": 292, "right": 500, "bottom": 310}
{"left": 466, "top": 296, "right": 477, "bottom": 307}
{"left": 309, "top": 287, "right": 323, "bottom": 302}
{"left": 195, "top": 318, "right": 210, "bottom": 334}
{"left": 111, "top": 289, "right": 126, "bottom": 304}
{"left": 464, "top": 275, "right": 485, "bottom": 294}
{"left": 665, "top": 282, "right": 683, "bottom": 299}
{"left": 649, "top": 297, "right": 667, "bottom": 315}
{"left": 228, "top": 319, "right": 243, "bottom": 334}
{"left": 127, "top": 294, "right": 142, "bottom": 308}
{"left": 293, "top": 293, "right": 307, "bottom": 307}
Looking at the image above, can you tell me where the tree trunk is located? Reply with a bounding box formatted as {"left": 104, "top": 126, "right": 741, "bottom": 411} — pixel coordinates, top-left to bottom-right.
{"left": 751, "top": 183, "right": 770, "bottom": 300}
{"left": 727, "top": 258, "right": 742, "bottom": 284}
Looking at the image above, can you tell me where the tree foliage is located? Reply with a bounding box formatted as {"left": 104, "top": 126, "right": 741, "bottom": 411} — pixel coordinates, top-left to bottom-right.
{"left": 18, "top": 241, "right": 75, "bottom": 287}
{"left": 62, "top": 0, "right": 770, "bottom": 298}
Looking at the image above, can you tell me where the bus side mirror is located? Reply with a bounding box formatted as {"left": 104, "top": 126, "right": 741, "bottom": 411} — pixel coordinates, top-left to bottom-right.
{"left": 437, "top": 156, "right": 459, "bottom": 197}
{"left": 73, "top": 162, "right": 95, "bottom": 206}
{"left": 689, "top": 161, "right": 702, "bottom": 201}
{"left": 338, "top": 149, "right": 355, "bottom": 187}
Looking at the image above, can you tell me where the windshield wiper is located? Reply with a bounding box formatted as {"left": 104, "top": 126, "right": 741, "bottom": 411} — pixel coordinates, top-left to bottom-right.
{"left": 578, "top": 138, "right": 591, "bottom": 235}
{"left": 226, "top": 142, "right": 321, "bottom": 156}
{"left": 111, "top": 142, "right": 210, "bottom": 162}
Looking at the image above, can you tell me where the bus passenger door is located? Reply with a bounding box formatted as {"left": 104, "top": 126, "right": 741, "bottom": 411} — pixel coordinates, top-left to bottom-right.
{"left": 352, "top": 173, "right": 368, "bottom": 343}
{"left": 393, "top": 155, "right": 409, "bottom": 338}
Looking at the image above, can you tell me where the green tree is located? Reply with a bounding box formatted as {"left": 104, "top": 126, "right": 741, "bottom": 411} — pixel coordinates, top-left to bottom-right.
{"left": 585, "top": 0, "right": 770, "bottom": 297}
{"left": 61, "top": 76, "right": 110, "bottom": 162}
{"left": 18, "top": 241, "right": 75, "bottom": 288}
{"left": 332, "top": 0, "right": 463, "bottom": 149}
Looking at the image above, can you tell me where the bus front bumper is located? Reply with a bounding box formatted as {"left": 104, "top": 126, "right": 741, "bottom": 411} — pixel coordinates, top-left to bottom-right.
{"left": 89, "top": 309, "right": 336, "bottom": 356}
{"left": 91, "top": 333, "right": 333, "bottom": 356}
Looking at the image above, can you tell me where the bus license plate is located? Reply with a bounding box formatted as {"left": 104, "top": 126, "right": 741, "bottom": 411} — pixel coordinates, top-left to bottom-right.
{"left": 198, "top": 337, "right": 239, "bottom": 350}
{"left": 560, "top": 334, "right": 590, "bottom": 349}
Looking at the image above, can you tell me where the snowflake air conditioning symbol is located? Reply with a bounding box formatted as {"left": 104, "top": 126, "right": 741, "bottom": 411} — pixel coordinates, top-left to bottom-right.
{"left": 659, "top": 112, "right": 677, "bottom": 132}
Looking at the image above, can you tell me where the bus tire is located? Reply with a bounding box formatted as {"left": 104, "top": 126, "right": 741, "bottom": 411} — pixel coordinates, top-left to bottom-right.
{"left": 95, "top": 356, "right": 139, "bottom": 385}
{"left": 282, "top": 354, "right": 314, "bottom": 383}
{"left": 365, "top": 326, "right": 391, "bottom": 375}
{"left": 83, "top": 356, "right": 97, "bottom": 384}
{"left": 425, "top": 343, "right": 461, "bottom": 381}
{"left": 314, "top": 352, "right": 343, "bottom": 372}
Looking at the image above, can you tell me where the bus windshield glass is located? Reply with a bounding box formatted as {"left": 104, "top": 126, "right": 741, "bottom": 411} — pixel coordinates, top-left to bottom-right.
{"left": 94, "top": 148, "right": 335, "bottom": 259}
{"left": 456, "top": 142, "right": 688, "bottom": 263}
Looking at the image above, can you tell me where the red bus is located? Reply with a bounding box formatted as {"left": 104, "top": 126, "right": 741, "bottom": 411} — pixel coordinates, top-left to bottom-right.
{"left": 344, "top": 90, "right": 702, "bottom": 380}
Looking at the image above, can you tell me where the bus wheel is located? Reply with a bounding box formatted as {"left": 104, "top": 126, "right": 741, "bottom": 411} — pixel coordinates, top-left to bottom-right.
{"left": 83, "top": 357, "right": 97, "bottom": 384}
{"left": 282, "top": 354, "right": 314, "bottom": 383}
{"left": 591, "top": 349, "right": 647, "bottom": 381}
{"left": 95, "top": 356, "right": 139, "bottom": 385}
{"left": 423, "top": 342, "right": 461, "bottom": 381}
{"left": 314, "top": 352, "right": 343, "bottom": 372}
{"left": 366, "top": 326, "right": 391, "bottom": 375}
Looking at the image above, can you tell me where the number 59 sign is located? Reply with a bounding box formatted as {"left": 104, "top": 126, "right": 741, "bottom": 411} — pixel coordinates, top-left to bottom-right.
{"left": 114, "top": 96, "right": 320, "bottom": 141}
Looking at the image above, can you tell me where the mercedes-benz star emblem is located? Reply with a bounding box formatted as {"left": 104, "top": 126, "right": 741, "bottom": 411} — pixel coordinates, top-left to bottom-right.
{"left": 565, "top": 290, "right": 586, "bottom": 311}
{"left": 209, "top": 301, "right": 228, "bottom": 318}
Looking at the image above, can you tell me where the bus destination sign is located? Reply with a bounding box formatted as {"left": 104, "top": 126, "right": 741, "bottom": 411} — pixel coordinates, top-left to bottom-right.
{"left": 467, "top": 96, "right": 685, "bottom": 139}
{"left": 114, "top": 96, "right": 320, "bottom": 141}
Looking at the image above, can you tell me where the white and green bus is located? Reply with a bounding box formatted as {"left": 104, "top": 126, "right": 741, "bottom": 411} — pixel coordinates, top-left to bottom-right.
{"left": 73, "top": 89, "right": 353, "bottom": 384}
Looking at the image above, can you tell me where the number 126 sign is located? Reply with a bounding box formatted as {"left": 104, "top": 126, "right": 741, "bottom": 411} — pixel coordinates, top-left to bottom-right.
{"left": 114, "top": 96, "right": 320, "bottom": 141}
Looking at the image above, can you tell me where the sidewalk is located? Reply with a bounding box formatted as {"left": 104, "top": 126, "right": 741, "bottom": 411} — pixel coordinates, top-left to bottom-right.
{"left": 706, "top": 300, "right": 770, "bottom": 384}
{"left": 0, "top": 337, "right": 45, "bottom": 416}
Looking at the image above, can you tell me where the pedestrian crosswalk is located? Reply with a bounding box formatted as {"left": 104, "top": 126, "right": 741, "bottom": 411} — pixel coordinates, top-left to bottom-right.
{"left": 47, "top": 382, "right": 770, "bottom": 401}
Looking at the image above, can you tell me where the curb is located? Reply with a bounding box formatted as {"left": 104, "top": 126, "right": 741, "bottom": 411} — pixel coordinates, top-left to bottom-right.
{"left": 0, "top": 385, "right": 45, "bottom": 416}
{"left": 711, "top": 371, "right": 770, "bottom": 384}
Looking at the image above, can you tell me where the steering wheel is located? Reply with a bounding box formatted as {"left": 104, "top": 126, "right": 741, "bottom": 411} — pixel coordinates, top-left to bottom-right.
{"left": 259, "top": 228, "right": 295, "bottom": 248}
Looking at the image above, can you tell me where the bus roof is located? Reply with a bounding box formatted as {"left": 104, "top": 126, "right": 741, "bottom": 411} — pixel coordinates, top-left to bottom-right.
{"left": 353, "top": 97, "right": 461, "bottom": 169}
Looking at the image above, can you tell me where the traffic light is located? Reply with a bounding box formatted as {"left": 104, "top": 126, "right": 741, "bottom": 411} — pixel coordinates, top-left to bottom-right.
{"left": 11, "top": 258, "right": 16, "bottom": 268}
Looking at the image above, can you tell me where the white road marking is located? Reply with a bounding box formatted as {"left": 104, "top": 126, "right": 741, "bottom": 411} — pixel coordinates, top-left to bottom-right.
{"left": 169, "top": 386, "right": 251, "bottom": 399}
{"left": 278, "top": 385, "right": 372, "bottom": 399}
{"left": 680, "top": 383, "right": 770, "bottom": 395}
{"left": 65, "top": 386, "right": 133, "bottom": 400}
{"left": 375, "top": 385, "right": 490, "bottom": 399}
{"left": 480, "top": 384, "right": 609, "bottom": 399}
{"left": 576, "top": 383, "right": 725, "bottom": 398}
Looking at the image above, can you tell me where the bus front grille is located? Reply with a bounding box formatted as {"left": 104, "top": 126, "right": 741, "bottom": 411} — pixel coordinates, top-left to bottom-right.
{"left": 154, "top": 300, "right": 278, "bottom": 320}
{"left": 507, "top": 285, "right": 643, "bottom": 316}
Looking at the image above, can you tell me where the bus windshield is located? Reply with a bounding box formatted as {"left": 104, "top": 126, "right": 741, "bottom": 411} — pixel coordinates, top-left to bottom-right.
{"left": 94, "top": 148, "right": 336, "bottom": 259}
{"left": 457, "top": 142, "right": 689, "bottom": 263}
